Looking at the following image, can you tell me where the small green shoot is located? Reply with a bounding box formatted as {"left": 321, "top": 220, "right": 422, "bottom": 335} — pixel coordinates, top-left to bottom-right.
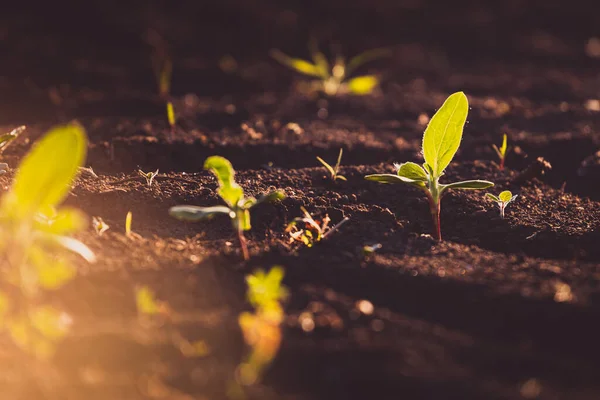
{"left": 270, "top": 42, "right": 389, "bottom": 96}
{"left": 0, "top": 125, "right": 25, "bottom": 157}
{"left": 167, "top": 101, "right": 176, "bottom": 133}
{"left": 125, "top": 211, "right": 133, "bottom": 237}
{"left": 486, "top": 190, "right": 517, "bottom": 219}
{"left": 317, "top": 148, "right": 346, "bottom": 182}
{"left": 365, "top": 92, "right": 494, "bottom": 241}
{"left": 138, "top": 168, "right": 159, "bottom": 187}
{"left": 92, "top": 216, "right": 110, "bottom": 236}
{"left": 362, "top": 243, "right": 382, "bottom": 256}
{"left": 492, "top": 134, "right": 509, "bottom": 170}
{"left": 169, "top": 156, "right": 285, "bottom": 260}
{"left": 285, "top": 207, "right": 349, "bottom": 247}
{"left": 135, "top": 285, "right": 167, "bottom": 316}
{"left": 236, "top": 266, "right": 287, "bottom": 387}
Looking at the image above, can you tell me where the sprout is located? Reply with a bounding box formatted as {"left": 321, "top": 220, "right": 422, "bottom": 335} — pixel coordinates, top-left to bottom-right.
{"left": 167, "top": 101, "right": 176, "bottom": 133}
{"left": 0, "top": 125, "right": 25, "bottom": 157}
{"left": 138, "top": 168, "right": 159, "bottom": 187}
{"left": 486, "top": 190, "right": 517, "bottom": 219}
{"left": 316, "top": 148, "right": 346, "bottom": 182}
{"left": 169, "top": 156, "right": 285, "bottom": 260}
{"left": 92, "top": 216, "right": 110, "bottom": 236}
{"left": 366, "top": 92, "right": 494, "bottom": 241}
{"left": 285, "top": 206, "right": 349, "bottom": 247}
{"left": 125, "top": 211, "right": 133, "bottom": 237}
{"left": 492, "top": 133, "right": 509, "bottom": 170}
{"left": 270, "top": 41, "right": 389, "bottom": 96}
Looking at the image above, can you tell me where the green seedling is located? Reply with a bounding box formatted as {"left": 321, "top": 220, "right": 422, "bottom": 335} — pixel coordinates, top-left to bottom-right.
{"left": 167, "top": 101, "right": 176, "bottom": 133}
{"left": 236, "top": 266, "right": 287, "bottom": 387}
{"left": 486, "top": 190, "right": 517, "bottom": 219}
{"left": 138, "top": 168, "right": 159, "bottom": 187}
{"left": 125, "top": 211, "right": 133, "bottom": 237}
{"left": 169, "top": 156, "right": 285, "bottom": 260}
{"left": 492, "top": 133, "right": 508, "bottom": 170}
{"left": 317, "top": 148, "right": 347, "bottom": 182}
{"left": 365, "top": 92, "right": 494, "bottom": 241}
{"left": 270, "top": 41, "right": 389, "bottom": 96}
{"left": 285, "top": 206, "right": 349, "bottom": 247}
{"left": 92, "top": 216, "right": 110, "bottom": 236}
{"left": 0, "top": 124, "right": 95, "bottom": 359}
{"left": 0, "top": 125, "right": 25, "bottom": 157}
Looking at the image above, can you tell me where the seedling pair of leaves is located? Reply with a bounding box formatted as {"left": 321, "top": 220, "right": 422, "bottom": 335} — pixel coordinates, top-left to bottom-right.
{"left": 492, "top": 134, "right": 509, "bottom": 170}
{"left": 169, "top": 156, "right": 285, "bottom": 260}
{"left": 317, "top": 148, "right": 346, "bottom": 181}
{"left": 0, "top": 124, "right": 94, "bottom": 358}
{"left": 271, "top": 40, "right": 389, "bottom": 96}
{"left": 486, "top": 190, "right": 517, "bottom": 219}
{"left": 285, "top": 207, "right": 349, "bottom": 247}
{"left": 366, "top": 92, "right": 494, "bottom": 241}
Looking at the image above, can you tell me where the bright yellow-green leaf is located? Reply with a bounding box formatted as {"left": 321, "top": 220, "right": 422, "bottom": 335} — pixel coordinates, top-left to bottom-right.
{"left": 396, "top": 162, "right": 429, "bottom": 181}
{"left": 346, "top": 75, "right": 378, "bottom": 95}
{"left": 246, "top": 266, "right": 287, "bottom": 309}
{"left": 35, "top": 207, "right": 86, "bottom": 235}
{"left": 125, "top": 211, "right": 133, "bottom": 237}
{"left": 8, "top": 124, "right": 87, "bottom": 217}
{"left": 136, "top": 286, "right": 161, "bottom": 315}
{"left": 235, "top": 209, "right": 251, "bottom": 231}
{"left": 270, "top": 49, "right": 323, "bottom": 78}
{"left": 499, "top": 190, "right": 513, "bottom": 202}
{"left": 422, "top": 92, "right": 469, "bottom": 178}
{"left": 204, "top": 156, "right": 244, "bottom": 207}
{"left": 316, "top": 156, "right": 336, "bottom": 176}
{"left": 167, "top": 102, "right": 176, "bottom": 127}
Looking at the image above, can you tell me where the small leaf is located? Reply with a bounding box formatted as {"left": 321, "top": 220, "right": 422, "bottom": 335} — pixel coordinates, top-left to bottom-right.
{"left": 365, "top": 173, "right": 409, "bottom": 184}
{"left": 46, "top": 235, "right": 96, "bottom": 263}
{"left": 396, "top": 162, "right": 429, "bottom": 181}
{"left": 486, "top": 193, "right": 500, "bottom": 202}
{"left": 167, "top": 102, "right": 176, "bottom": 127}
{"left": 422, "top": 92, "right": 469, "bottom": 178}
{"left": 336, "top": 175, "right": 347, "bottom": 181}
{"left": 169, "top": 205, "right": 233, "bottom": 221}
{"left": 125, "top": 211, "right": 133, "bottom": 237}
{"left": 270, "top": 49, "right": 323, "bottom": 78}
{"left": 500, "top": 134, "right": 508, "bottom": 157}
{"left": 235, "top": 209, "right": 251, "bottom": 231}
{"left": 441, "top": 180, "right": 494, "bottom": 191}
{"left": 346, "top": 75, "right": 378, "bottom": 95}
{"left": 8, "top": 124, "right": 87, "bottom": 217}
{"left": 498, "top": 190, "right": 513, "bottom": 203}
{"left": 316, "top": 156, "right": 336, "bottom": 177}
{"left": 204, "top": 156, "right": 245, "bottom": 208}
{"left": 253, "top": 191, "right": 285, "bottom": 207}
{"left": 135, "top": 286, "right": 162, "bottom": 315}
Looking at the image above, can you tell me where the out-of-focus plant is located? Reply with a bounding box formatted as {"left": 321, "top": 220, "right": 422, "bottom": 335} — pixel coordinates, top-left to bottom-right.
{"left": 150, "top": 39, "right": 176, "bottom": 134}
{"left": 0, "top": 125, "right": 25, "bottom": 157}
{"left": 270, "top": 41, "right": 389, "bottom": 96}
{"left": 92, "top": 216, "right": 110, "bottom": 236}
{"left": 236, "top": 266, "right": 287, "bottom": 387}
{"left": 169, "top": 156, "right": 285, "bottom": 260}
{"left": 492, "top": 133, "right": 509, "bottom": 170}
{"left": 317, "top": 148, "right": 346, "bottom": 182}
{"left": 125, "top": 211, "right": 133, "bottom": 238}
{"left": 366, "top": 92, "right": 494, "bottom": 241}
{"left": 0, "top": 124, "right": 95, "bottom": 359}
{"left": 138, "top": 168, "right": 159, "bottom": 187}
{"left": 285, "top": 207, "right": 349, "bottom": 247}
{"left": 486, "top": 190, "right": 517, "bottom": 219}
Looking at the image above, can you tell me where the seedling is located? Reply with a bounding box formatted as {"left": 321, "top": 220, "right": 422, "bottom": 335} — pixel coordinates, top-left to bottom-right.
{"left": 270, "top": 41, "right": 389, "bottom": 96}
{"left": 138, "top": 168, "right": 159, "bottom": 187}
{"left": 0, "top": 125, "right": 25, "bottom": 156}
{"left": 92, "top": 216, "right": 110, "bottom": 236}
{"left": 486, "top": 190, "right": 517, "bottom": 219}
{"left": 167, "top": 101, "right": 176, "bottom": 133}
{"left": 317, "top": 148, "right": 346, "bottom": 181}
{"left": 0, "top": 124, "right": 94, "bottom": 358}
{"left": 286, "top": 207, "right": 349, "bottom": 247}
{"left": 492, "top": 133, "right": 509, "bottom": 170}
{"left": 169, "top": 156, "right": 285, "bottom": 260}
{"left": 236, "top": 266, "right": 287, "bottom": 387}
{"left": 125, "top": 211, "right": 133, "bottom": 237}
{"left": 365, "top": 92, "right": 494, "bottom": 241}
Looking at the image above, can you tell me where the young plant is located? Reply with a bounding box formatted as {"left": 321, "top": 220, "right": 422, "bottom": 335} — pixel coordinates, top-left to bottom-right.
{"left": 138, "top": 168, "right": 159, "bottom": 187}
{"left": 365, "top": 92, "right": 494, "bottom": 241}
{"left": 92, "top": 216, "right": 110, "bottom": 236}
{"left": 0, "top": 124, "right": 95, "bottom": 359}
{"left": 317, "top": 148, "right": 346, "bottom": 182}
{"left": 0, "top": 125, "right": 25, "bottom": 157}
{"left": 492, "top": 133, "right": 508, "bottom": 170}
{"left": 236, "top": 266, "right": 287, "bottom": 387}
{"left": 169, "top": 156, "right": 285, "bottom": 260}
{"left": 270, "top": 42, "right": 389, "bottom": 96}
{"left": 285, "top": 206, "right": 349, "bottom": 247}
{"left": 486, "top": 190, "right": 517, "bottom": 219}
{"left": 167, "top": 101, "right": 176, "bottom": 134}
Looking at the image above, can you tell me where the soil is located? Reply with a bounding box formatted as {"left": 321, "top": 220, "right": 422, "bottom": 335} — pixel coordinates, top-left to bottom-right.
{"left": 1, "top": 0, "right": 600, "bottom": 399}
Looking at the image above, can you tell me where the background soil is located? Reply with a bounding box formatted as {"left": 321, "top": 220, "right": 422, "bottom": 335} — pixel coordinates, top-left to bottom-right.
{"left": 1, "top": 0, "right": 600, "bottom": 399}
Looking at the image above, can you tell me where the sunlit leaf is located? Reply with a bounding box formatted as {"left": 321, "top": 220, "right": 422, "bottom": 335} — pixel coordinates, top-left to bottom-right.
{"left": 422, "top": 92, "right": 469, "bottom": 178}
{"left": 125, "top": 211, "right": 133, "bottom": 237}
{"left": 35, "top": 207, "right": 86, "bottom": 235}
{"left": 396, "top": 162, "right": 429, "bottom": 181}
{"left": 498, "top": 190, "right": 513, "bottom": 203}
{"left": 270, "top": 49, "right": 323, "bottom": 78}
{"left": 486, "top": 193, "right": 500, "bottom": 202}
{"left": 441, "top": 180, "right": 494, "bottom": 191}
{"left": 135, "top": 286, "right": 162, "bottom": 315}
{"left": 169, "top": 205, "right": 233, "bottom": 221}
{"left": 44, "top": 234, "right": 96, "bottom": 263}
{"left": 346, "top": 75, "right": 379, "bottom": 95}
{"left": 246, "top": 267, "right": 287, "bottom": 309}
{"left": 204, "top": 156, "right": 244, "bottom": 207}
{"left": 316, "top": 156, "right": 336, "bottom": 177}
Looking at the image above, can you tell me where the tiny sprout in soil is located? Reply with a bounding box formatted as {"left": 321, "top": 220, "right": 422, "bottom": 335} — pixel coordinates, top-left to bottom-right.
{"left": 366, "top": 92, "right": 494, "bottom": 241}
{"left": 0, "top": 125, "right": 25, "bottom": 156}
{"left": 286, "top": 206, "right": 349, "bottom": 247}
{"left": 138, "top": 168, "right": 159, "bottom": 187}
{"left": 492, "top": 133, "right": 509, "bottom": 170}
{"left": 486, "top": 190, "right": 518, "bottom": 219}
{"left": 317, "top": 148, "right": 346, "bottom": 181}
{"left": 169, "top": 156, "right": 285, "bottom": 260}
{"left": 92, "top": 216, "right": 110, "bottom": 236}
{"left": 270, "top": 40, "right": 389, "bottom": 96}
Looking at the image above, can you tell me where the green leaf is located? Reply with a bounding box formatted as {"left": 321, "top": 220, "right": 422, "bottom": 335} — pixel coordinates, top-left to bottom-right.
{"left": 8, "top": 124, "right": 87, "bottom": 217}
{"left": 316, "top": 156, "right": 336, "bottom": 177}
{"left": 270, "top": 50, "right": 323, "bottom": 78}
{"left": 44, "top": 234, "right": 96, "bottom": 263}
{"left": 498, "top": 190, "right": 513, "bottom": 203}
{"left": 34, "top": 207, "right": 87, "bottom": 235}
{"left": 346, "top": 75, "right": 378, "bottom": 95}
{"left": 396, "top": 162, "right": 429, "bottom": 182}
{"left": 345, "top": 48, "right": 390, "bottom": 76}
{"left": 441, "top": 180, "right": 494, "bottom": 191}
{"left": 365, "top": 174, "right": 406, "bottom": 184}
{"left": 135, "top": 286, "right": 162, "bottom": 315}
{"left": 169, "top": 205, "right": 233, "bottom": 221}
{"left": 422, "top": 92, "right": 469, "bottom": 178}
{"left": 253, "top": 191, "right": 285, "bottom": 207}
{"left": 486, "top": 193, "right": 500, "bottom": 202}
{"left": 246, "top": 266, "right": 287, "bottom": 309}
{"left": 235, "top": 209, "right": 251, "bottom": 231}
{"left": 204, "top": 156, "right": 244, "bottom": 208}
{"left": 499, "top": 134, "right": 507, "bottom": 157}
{"left": 167, "top": 102, "right": 176, "bottom": 127}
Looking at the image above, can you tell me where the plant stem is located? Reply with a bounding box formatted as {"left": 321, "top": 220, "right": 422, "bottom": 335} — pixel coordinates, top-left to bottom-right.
{"left": 499, "top": 157, "right": 505, "bottom": 171}
{"left": 426, "top": 192, "right": 442, "bottom": 241}
{"left": 237, "top": 229, "right": 249, "bottom": 261}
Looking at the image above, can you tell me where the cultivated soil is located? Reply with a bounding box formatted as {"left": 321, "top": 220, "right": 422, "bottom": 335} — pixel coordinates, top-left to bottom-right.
{"left": 1, "top": 1, "right": 600, "bottom": 399}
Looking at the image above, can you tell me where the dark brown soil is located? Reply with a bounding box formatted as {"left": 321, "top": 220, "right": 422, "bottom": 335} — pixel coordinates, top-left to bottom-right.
{"left": 1, "top": 0, "right": 600, "bottom": 399}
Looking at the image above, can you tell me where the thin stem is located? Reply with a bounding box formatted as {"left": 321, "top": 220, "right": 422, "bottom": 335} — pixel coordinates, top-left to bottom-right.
{"left": 499, "top": 157, "right": 505, "bottom": 171}
{"left": 426, "top": 192, "right": 442, "bottom": 241}
{"left": 237, "top": 229, "right": 249, "bottom": 261}
{"left": 500, "top": 204, "right": 505, "bottom": 219}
